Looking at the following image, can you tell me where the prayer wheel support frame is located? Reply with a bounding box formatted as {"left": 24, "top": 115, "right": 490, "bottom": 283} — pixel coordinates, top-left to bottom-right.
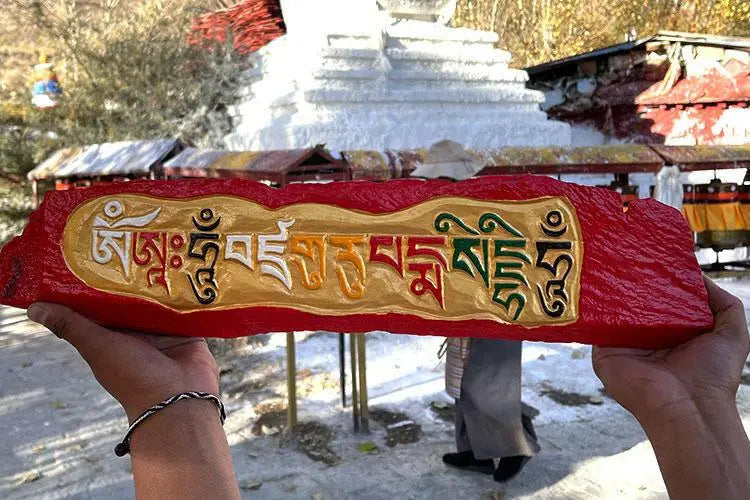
{"left": 286, "top": 331, "right": 297, "bottom": 432}
{"left": 349, "top": 333, "right": 360, "bottom": 431}
{"left": 339, "top": 334, "right": 346, "bottom": 407}
{"left": 356, "top": 333, "right": 369, "bottom": 433}
{"left": 614, "top": 173, "right": 629, "bottom": 185}
{"left": 32, "top": 180, "right": 39, "bottom": 208}
{"left": 284, "top": 332, "right": 369, "bottom": 434}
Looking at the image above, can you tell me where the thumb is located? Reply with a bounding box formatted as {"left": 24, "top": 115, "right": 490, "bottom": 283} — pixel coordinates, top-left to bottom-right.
{"left": 27, "top": 302, "right": 120, "bottom": 369}
{"left": 702, "top": 276, "right": 749, "bottom": 351}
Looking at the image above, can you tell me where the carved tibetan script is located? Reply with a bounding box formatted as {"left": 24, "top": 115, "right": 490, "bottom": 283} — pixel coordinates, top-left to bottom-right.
{"left": 63, "top": 195, "right": 583, "bottom": 326}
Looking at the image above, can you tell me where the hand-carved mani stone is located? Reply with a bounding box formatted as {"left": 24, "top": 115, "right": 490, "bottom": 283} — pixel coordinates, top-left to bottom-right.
{"left": 0, "top": 176, "right": 712, "bottom": 348}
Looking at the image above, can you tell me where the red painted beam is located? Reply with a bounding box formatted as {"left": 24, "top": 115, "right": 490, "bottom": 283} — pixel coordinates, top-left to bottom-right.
{"left": 0, "top": 177, "right": 711, "bottom": 348}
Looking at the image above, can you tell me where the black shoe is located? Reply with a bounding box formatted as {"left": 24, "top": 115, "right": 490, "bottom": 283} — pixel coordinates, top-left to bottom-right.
{"left": 442, "top": 450, "right": 495, "bottom": 475}
{"left": 493, "top": 455, "right": 530, "bottom": 483}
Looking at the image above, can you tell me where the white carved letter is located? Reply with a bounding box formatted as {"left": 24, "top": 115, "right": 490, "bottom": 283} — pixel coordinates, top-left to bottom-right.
{"left": 225, "top": 235, "right": 254, "bottom": 270}
{"left": 92, "top": 229, "right": 131, "bottom": 277}
{"left": 94, "top": 199, "right": 161, "bottom": 229}
{"left": 257, "top": 220, "right": 295, "bottom": 290}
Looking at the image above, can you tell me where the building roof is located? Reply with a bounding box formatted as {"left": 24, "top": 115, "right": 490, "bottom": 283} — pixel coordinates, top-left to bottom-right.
{"left": 27, "top": 139, "right": 184, "bottom": 181}
{"left": 26, "top": 146, "right": 82, "bottom": 181}
{"left": 476, "top": 145, "right": 664, "bottom": 175}
{"left": 475, "top": 145, "right": 750, "bottom": 174}
{"left": 649, "top": 144, "right": 750, "bottom": 170}
{"left": 29, "top": 143, "right": 750, "bottom": 184}
{"left": 164, "top": 145, "right": 349, "bottom": 184}
{"left": 526, "top": 31, "right": 750, "bottom": 78}
{"left": 344, "top": 145, "right": 750, "bottom": 176}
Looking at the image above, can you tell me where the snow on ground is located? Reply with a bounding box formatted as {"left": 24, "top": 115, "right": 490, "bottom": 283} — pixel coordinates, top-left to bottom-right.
{"left": 1, "top": 278, "right": 750, "bottom": 499}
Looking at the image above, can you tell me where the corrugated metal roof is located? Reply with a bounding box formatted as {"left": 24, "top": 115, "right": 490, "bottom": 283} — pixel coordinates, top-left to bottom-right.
{"left": 526, "top": 31, "right": 750, "bottom": 77}
{"left": 52, "top": 139, "right": 182, "bottom": 179}
{"left": 162, "top": 148, "right": 228, "bottom": 170}
{"left": 655, "top": 31, "right": 750, "bottom": 50}
{"left": 241, "top": 149, "right": 327, "bottom": 174}
{"left": 27, "top": 146, "right": 82, "bottom": 181}
{"left": 526, "top": 40, "right": 641, "bottom": 77}
{"left": 164, "top": 146, "right": 348, "bottom": 183}
{"left": 166, "top": 147, "right": 335, "bottom": 173}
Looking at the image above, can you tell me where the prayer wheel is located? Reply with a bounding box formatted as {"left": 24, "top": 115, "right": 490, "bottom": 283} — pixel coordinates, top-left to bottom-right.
{"left": 681, "top": 184, "right": 703, "bottom": 235}
{"left": 741, "top": 184, "right": 750, "bottom": 245}
{"left": 618, "top": 186, "right": 639, "bottom": 207}
{"left": 688, "top": 181, "right": 745, "bottom": 250}
{"left": 92, "top": 176, "right": 130, "bottom": 187}
{"left": 55, "top": 180, "right": 72, "bottom": 191}
{"left": 597, "top": 184, "right": 639, "bottom": 208}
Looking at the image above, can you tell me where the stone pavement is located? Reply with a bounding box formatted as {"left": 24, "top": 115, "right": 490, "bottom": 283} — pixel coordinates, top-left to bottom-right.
{"left": 1, "top": 300, "right": 749, "bottom": 499}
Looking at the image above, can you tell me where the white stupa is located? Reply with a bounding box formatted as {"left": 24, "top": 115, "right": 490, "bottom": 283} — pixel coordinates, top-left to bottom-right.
{"left": 225, "top": 0, "right": 570, "bottom": 151}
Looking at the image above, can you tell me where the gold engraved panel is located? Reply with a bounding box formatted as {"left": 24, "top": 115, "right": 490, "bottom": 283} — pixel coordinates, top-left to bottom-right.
{"left": 63, "top": 195, "right": 583, "bottom": 326}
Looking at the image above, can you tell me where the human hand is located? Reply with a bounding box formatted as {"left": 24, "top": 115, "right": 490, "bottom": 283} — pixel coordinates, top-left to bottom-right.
{"left": 26, "top": 302, "right": 220, "bottom": 421}
{"left": 592, "top": 276, "right": 749, "bottom": 422}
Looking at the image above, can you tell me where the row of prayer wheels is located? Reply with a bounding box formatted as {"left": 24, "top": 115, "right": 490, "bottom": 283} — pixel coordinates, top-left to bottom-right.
{"left": 598, "top": 184, "right": 640, "bottom": 207}
{"left": 601, "top": 181, "right": 749, "bottom": 251}
{"left": 55, "top": 177, "right": 138, "bottom": 191}
{"left": 682, "top": 181, "right": 750, "bottom": 251}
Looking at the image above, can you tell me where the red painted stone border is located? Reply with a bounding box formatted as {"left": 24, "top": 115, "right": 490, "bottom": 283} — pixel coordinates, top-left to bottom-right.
{"left": 0, "top": 176, "right": 712, "bottom": 348}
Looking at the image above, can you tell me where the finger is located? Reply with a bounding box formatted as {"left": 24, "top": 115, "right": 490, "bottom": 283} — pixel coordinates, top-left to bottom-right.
{"left": 27, "top": 302, "right": 119, "bottom": 351}
{"left": 26, "top": 302, "right": 161, "bottom": 375}
{"left": 593, "top": 345, "right": 655, "bottom": 357}
{"left": 591, "top": 345, "right": 605, "bottom": 379}
{"left": 591, "top": 345, "right": 618, "bottom": 381}
{"left": 701, "top": 276, "right": 749, "bottom": 345}
{"left": 144, "top": 335, "right": 206, "bottom": 353}
{"left": 591, "top": 345, "right": 650, "bottom": 380}
{"left": 117, "top": 329, "right": 206, "bottom": 352}
{"left": 702, "top": 275, "right": 741, "bottom": 314}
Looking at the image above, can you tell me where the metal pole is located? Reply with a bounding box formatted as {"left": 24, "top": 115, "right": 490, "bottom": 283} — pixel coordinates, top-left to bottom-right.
{"left": 339, "top": 334, "right": 347, "bottom": 407}
{"left": 356, "top": 333, "right": 369, "bottom": 433}
{"left": 286, "top": 331, "right": 297, "bottom": 432}
{"left": 349, "top": 334, "right": 360, "bottom": 432}
{"left": 32, "top": 180, "right": 39, "bottom": 208}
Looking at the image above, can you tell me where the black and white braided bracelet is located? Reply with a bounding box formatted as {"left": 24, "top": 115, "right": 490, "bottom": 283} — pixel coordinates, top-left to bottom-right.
{"left": 114, "top": 391, "right": 227, "bottom": 457}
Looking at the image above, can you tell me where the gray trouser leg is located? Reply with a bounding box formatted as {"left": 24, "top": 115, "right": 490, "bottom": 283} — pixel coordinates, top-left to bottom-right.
{"left": 454, "top": 399, "right": 472, "bottom": 452}
{"left": 456, "top": 339, "right": 540, "bottom": 460}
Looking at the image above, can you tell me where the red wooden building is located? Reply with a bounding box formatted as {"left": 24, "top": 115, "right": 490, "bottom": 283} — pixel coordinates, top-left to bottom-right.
{"left": 526, "top": 31, "right": 750, "bottom": 146}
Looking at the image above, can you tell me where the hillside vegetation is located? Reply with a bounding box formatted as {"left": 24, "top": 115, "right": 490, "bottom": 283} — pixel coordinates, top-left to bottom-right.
{"left": 453, "top": 0, "right": 750, "bottom": 67}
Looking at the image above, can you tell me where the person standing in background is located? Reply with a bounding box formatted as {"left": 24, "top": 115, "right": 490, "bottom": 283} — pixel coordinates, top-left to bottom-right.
{"left": 442, "top": 337, "right": 539, "bottom": 482}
